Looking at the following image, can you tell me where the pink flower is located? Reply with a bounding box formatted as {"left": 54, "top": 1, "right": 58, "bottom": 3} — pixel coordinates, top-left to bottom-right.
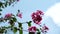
{"left": 36, "top": 10, "right": 44, "bottom": 15}
{"left": 41, "top": 25, "right": 49, "bottom": 33}
{"left": 31, "top": 10, "right": 44, "bottom": 24}
{"left": 43, "top": 25, "right": 49, "bottom": 30}
{"left": 28, "top": 26, "right": 36, "bottom": 32}
{"left": 4, "top": 13, "right": 12, "bottom": 18}
{"left": 17, "top": 13, "right": 22, "bottom": 18}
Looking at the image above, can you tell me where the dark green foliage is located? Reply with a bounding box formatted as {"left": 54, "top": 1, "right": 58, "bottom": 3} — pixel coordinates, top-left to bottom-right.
{"left": 37, "top": 29, "right": 41, "bottom": 34}
{"left": 18, "top": 23, "right": 22, "bottom": 27}
{"left": 13, "top": 27, "right": 17, "bottom": 33}
{"left": 9, "top": 20, "right": 14, "bottom": 26}
{"left": 0, "top": 17, "right": 4, "bottom": 22}
{"left": 29, "top": 32, "right": 35, "bottom": 34}
{"left": 5, "top": 1, "right": 8, "bottom": 7}
{"left": 12, "top": 17, "right": 17, "bottom": 22}
{"left": 37, "top": 32, "right": 41, "bottom": 34}
{"left": 0, "top": 13, "right": 1, "bottom": 15}
{"left": 0, "top": 0, "right": 17, "bottom": 12}
{"left": 18, "top": 23, "right": 23, "bottom": 34}
{"left": 0, "top": 9, "right": 2, "bottom": 11}
{"left": 19, "top": 29, "right": 23, "bottom": 34}
{"left": 0, "top": 28, "right": 5, "bottom": 33}
{"left": 27, "top": 21, "right": 32, "bottom": 27}
{"left": 0, "top": 2, "right": 3, "bottom": 7}
{"left": 37, "top": 29, "right": 39, "bottom": 31}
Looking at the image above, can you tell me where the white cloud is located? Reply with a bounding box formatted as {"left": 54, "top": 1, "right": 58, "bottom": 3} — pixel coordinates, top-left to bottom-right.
{"left": 45, "top": 2, "right": 60, "bottom": 26}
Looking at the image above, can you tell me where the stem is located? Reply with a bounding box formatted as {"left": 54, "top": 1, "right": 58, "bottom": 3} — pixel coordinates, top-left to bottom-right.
{"left": 19, "top": 29, "right": 23, "bottom": 34}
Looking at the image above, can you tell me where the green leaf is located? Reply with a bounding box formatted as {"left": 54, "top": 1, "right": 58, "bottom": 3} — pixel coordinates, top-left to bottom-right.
{"left": 5, "top": 1, "right": 8, "bottom": 7}
{"left": 18, "top": 22, "right": 23, "bottom": 34}
{"left": 9, "top": 2, "right": 11, "bottom": 6}
{"left": 13, "top": 0, "right": 15, "bottom": 2}
{"left": 0, "top": 28, "right": 5, "bottom": 33}
{"left": 13, "top": 27, "right": 17, "bottom": 33}
{"left": 0, "top": 2, "right": 3, "bottom": 7}
{"left": 9, "top": 20, "right": 14, "bottom": 27}
{"left": 37, "top": 32, "right": 41, "bottom": 34}
{"left": 37, "top": 29, "right": 39, "bottom": 31}
{"left": 2, "top": 4, "right": 4, "bottom": 8}
{"left": 36, "top": 28, "right": 41, "bottom": 34}
{"left": 18, "top": 23, "right": 22, "bottom": 27}
{"left": 10, "top": 0, "right": 12, "bottom": 2}
{"left": 0, "top": 9, "right": 2, "bottom": 11}
{"left": 9, "top": 17, "right": 17, "bottom": 26}
{"left": 0, "top": 13, "right": 1, "bottom": 15}
{"left": 0, "top": 17, "right": 4, "bottom": 22}
{"left": 29, "top": 32, "right": 35, "bottom": 34}
{"left": 27, "top": 21, "right": 32, "bottom": 27}
{"left": 5, "top": 30, "right": 7, "bottom": 34}
{"left": 12, "top": 17, "right": 17, "bottom": 22}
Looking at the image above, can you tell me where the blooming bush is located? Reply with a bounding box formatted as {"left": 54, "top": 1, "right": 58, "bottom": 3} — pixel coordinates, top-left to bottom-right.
{"left": 0, "top": 0, "right": 49, "bottom": 34}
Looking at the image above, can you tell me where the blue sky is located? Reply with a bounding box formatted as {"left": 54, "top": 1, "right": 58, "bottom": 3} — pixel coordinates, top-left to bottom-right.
{"left": 1, "top": 0, "right": 60, "bottom": 34}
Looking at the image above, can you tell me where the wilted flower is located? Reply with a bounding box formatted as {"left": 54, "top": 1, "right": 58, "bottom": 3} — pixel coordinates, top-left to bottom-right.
{"left": 28, "top": 26, "right": 37, "bottom": 32}
{"left": 31, "top": 10, "right": 44, "bottom": 24}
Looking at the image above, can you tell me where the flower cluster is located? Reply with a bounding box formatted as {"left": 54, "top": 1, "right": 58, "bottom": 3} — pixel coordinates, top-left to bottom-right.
{"left": 4, "top": 12, "right": 22, "bottom": 19}
{"left": 0, "top": 9, "right": 49, "bottom": 34}
{"left": 30, "top": 10, "right": 49, "bottom": 34}
{"left": 0, "top": 0, "right": 49, "bottom": 34}
{"left": 31, "top": 10, "right": 44, "bottom": 25}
